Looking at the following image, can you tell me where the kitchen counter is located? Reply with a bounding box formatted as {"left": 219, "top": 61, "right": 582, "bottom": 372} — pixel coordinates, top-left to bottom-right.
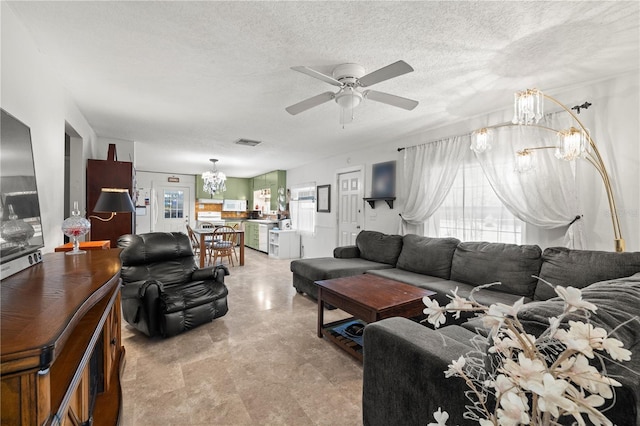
{"left": 245, "top": 219, "right": 279, "bottom": 224}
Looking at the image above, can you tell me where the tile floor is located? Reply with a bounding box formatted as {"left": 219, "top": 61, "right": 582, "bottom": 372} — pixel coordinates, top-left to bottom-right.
{"left": 121, "top": 249, "right": 362, "bottom": 425}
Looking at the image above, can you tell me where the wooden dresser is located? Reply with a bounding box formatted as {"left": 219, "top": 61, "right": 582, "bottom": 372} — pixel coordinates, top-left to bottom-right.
{"left": 1, "top": 250, "right": 125, "bottom": 425}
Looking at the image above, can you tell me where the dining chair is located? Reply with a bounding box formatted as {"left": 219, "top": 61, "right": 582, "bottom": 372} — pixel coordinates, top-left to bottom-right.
{"left": 230, "top": 223, "right": 240, "bottom": 262}
{"left": 200, "top": 221, "right": 216, "bottom": 245}
{"left": 210, "top": 226, "right": 237, "bottom": 267}
{"left": 186, "top": 224, "right": 200, "bottom": 256}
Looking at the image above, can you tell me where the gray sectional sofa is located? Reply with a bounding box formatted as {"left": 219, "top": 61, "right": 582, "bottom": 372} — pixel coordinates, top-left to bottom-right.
{"left": 293, "top": 231, "right": 551, "bottom": 307}
{"left": 290, "top": 230, "right": 640, "bottom": 425}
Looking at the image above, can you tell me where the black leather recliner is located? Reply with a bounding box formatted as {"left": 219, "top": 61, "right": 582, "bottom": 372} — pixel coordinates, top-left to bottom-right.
{"left": 117, "top": 232, "right": 229, "bottom": 337}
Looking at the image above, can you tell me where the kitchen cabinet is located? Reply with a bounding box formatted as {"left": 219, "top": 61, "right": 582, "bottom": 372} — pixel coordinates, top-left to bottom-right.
{"left": 250, "top": 170, "right": 286, "bottom": 211}
{"left": 196, "top": 176, "right": 250, "bottom": 201}
{"left": 226, "top": 178, "right": 250, "bottom": 201}
{"left": 252, "top": 174, "right": 267, "bottom": 191}
{"left": 244, "top": 222, "right": 260, "bottom": 250}
{"left": 269, "top": 230, "right": 300, "bottom": 259}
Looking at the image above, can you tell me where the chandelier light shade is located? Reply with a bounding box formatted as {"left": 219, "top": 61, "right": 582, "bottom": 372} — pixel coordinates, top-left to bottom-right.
{"left": 514, "top": 150, "right": 535, "bottom": 173}
{"left": 470, "top": 128, "right": 493, "bottom": 154}
{"left": 512, "top": 88, "right": 544, "bottom": 125}
{"left": 555, "top": 127, "right": 589, "bottom": 161}
{"left": 202, "top": 159, "right": 227, "bottom": 196}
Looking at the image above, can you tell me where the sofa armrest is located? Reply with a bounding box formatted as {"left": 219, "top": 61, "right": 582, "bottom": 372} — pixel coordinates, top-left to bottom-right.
{"left": 333, "top": 245, "right": 360, "bottom": 258}
{"left": 363, "top": 318, "right": 475, "bottom": 426}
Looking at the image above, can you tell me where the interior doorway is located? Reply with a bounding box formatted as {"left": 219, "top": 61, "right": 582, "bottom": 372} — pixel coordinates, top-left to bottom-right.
{"left": 337, "top": 168, "right": 364, "bottom": 246}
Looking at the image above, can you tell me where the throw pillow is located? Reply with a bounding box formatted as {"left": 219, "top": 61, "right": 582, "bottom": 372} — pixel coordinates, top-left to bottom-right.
{"left": 356, "top": 230, "right": 403, "bottom": 265}
{"left": 396, "top": 234, "right": 460, "bottom": 279}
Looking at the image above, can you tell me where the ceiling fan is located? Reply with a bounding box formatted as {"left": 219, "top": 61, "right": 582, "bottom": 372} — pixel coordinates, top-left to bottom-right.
{"left": 285, "top": 60, "right": 419, "bottom": 123}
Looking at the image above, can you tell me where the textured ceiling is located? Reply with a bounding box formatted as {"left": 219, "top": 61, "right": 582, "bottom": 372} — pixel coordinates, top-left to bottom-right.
{"left": 6, "top": 1, "right": 640, "bottom": 177}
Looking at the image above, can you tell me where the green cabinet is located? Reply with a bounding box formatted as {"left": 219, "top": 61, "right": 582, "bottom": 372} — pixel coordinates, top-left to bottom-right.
{"left": 224, "top": 177, "right": 250, "bottom": 200}
{"left": 249, "top": 170, "right": 286, "bottom": 211}
{"left": 268, "top": 170, "right": 286, "bottom": 211}
{"left": 195, "top": 175, "right": 250, "bottom": 201}
{"left": 244, "top": 222, "right": 260, "bottom": 250}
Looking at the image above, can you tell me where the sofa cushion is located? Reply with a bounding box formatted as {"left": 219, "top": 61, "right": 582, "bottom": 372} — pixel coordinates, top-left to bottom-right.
{"left": 450, "top": 242, "right": 542, "bottom": 298}
{"left": 290, "top": 257, "right": 393, "bottom": 281}
{"left": 356, "top": 230, "right": 403, "bottom": 266}
{"left": 520, "top": 273, "right": 640, "bottom": 346}
{"left": 534, "top": 247, "right": 640, "bottom": 300}
{"left": 396, "top": 234, "right": 460, "bottom": 279}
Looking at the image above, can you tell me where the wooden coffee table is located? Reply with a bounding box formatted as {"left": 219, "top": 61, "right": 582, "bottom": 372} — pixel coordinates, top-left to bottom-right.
{"left": 316, "top": 274, "right": 436, "bottom": 361}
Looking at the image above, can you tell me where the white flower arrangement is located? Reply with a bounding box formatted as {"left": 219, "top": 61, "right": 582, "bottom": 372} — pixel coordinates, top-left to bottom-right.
{"left": 423, "top": 283, "right": 633, "bottom": 426}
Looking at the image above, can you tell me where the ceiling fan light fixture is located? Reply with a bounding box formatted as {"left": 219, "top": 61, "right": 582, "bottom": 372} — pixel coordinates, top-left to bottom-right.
{"left": 286, "top": 60, "right": 418, "bottom": 121}
{"left": 335, "top": 87, "right": 363, "bottom": 109}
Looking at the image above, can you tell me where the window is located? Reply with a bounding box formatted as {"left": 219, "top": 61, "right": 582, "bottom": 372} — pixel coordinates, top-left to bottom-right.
{"left": 428, "top": 160, "right": 523, "bottom": 244}
{"left": 163, "top": 190, "right": 184, "bottom": 219}
{"left": 289, "top": 183, "right": 316, "bottom": 234}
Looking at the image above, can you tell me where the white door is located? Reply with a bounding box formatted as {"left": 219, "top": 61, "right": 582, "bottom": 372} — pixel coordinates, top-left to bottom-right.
{"left": 337, "top": 170, "right": 364, "bottom": 246}
{"left": 154, "top": 186, "right": 191, "bottom": 232}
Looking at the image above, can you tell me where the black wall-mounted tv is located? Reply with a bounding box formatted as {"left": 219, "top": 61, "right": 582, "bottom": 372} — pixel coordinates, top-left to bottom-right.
{"left": 0, "top": 109, "right": 45, "bottom": 279}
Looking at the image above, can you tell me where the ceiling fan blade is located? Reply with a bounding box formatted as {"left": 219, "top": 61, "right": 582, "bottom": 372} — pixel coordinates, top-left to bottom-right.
{"left": 364, "top": 90, "right": 419, "bottom": 111}
{"left": 291, "top": 66, "right": 343, "bottom": 87}
{"left": 358, "top": 60, "right": 414, "bottom": 87}
{"left": 285, "top": 91, "right": 335, "bottom": 115}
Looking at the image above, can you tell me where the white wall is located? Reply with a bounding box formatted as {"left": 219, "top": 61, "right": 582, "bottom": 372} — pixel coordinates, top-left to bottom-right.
{"left": 287, "top": 71, "right": 640, "bottom": 257}
{"left": 1, "top": 4, "right": 97, "bottom": 252}
{"left": 288, "top": 145, "right": 405, "bottom": 258}
{"left": 93, "top": 136, "right": 135, "bottom": 163}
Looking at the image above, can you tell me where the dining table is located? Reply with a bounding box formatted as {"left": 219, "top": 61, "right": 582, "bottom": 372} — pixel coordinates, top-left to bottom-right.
{"left": 192, "top": 227, "right": 245, "bottom": 268}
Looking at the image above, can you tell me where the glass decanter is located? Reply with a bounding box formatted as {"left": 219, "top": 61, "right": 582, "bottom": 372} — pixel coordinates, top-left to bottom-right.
{"left": 0, "top": 204, "right": 35, "bottom": 248}
{"left": 61, "top": 201, "right": 91, "bottom": 255}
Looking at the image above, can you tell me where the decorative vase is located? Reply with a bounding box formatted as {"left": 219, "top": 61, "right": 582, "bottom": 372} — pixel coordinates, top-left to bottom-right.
{"left": 61, "top": 201, "right": 91, "bottom": 255}
{"left": 1, "top": 204, "right": 35, "bottom": 248}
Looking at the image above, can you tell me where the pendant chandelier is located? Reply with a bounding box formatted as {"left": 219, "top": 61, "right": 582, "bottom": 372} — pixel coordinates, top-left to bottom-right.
{"left": 202, "top": 159, "right": 226, "bottom": 195}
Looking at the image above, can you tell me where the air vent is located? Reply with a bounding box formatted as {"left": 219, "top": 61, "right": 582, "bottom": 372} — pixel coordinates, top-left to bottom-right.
{"left": 234, "top": 138, "right": 262, "bottom": 147}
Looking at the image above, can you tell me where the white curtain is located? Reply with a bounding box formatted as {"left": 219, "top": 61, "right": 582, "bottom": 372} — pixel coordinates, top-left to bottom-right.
{"left": 426, "top": 149, "right": 524, "bottom": 243}
{"left": 474, "top": 118, "right": 586, "bottom": 248}
{"left": 399, "top": 136, "right": 468, "bottom": 234}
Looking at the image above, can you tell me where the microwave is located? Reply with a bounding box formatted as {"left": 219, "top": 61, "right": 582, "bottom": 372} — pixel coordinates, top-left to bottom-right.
{"left": 222, "top": 199, "right": 247, "bottom": 212}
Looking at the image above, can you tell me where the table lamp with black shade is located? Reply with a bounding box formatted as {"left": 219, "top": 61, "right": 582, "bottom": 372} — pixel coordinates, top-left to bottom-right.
{"left": 89, "top": 188, "right": 136, "bottom": 222}
{"left": 87, "top": 188, "right": 136, "bottom": 248}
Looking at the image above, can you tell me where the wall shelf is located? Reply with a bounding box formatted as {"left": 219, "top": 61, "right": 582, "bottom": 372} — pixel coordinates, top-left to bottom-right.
{"left": 363, "top": 197, "right": 396, "bottom": 209}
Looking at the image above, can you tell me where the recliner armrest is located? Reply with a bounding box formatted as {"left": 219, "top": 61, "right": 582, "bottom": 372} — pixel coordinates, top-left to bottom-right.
{"left": 191, "top": 264, "right": 229, "bottom": 282}
{"left": 120, "top": 279, "right": 164, "bottom": 337}
{"left": 333, "top": 245, "right": 360, "bottom": 258}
